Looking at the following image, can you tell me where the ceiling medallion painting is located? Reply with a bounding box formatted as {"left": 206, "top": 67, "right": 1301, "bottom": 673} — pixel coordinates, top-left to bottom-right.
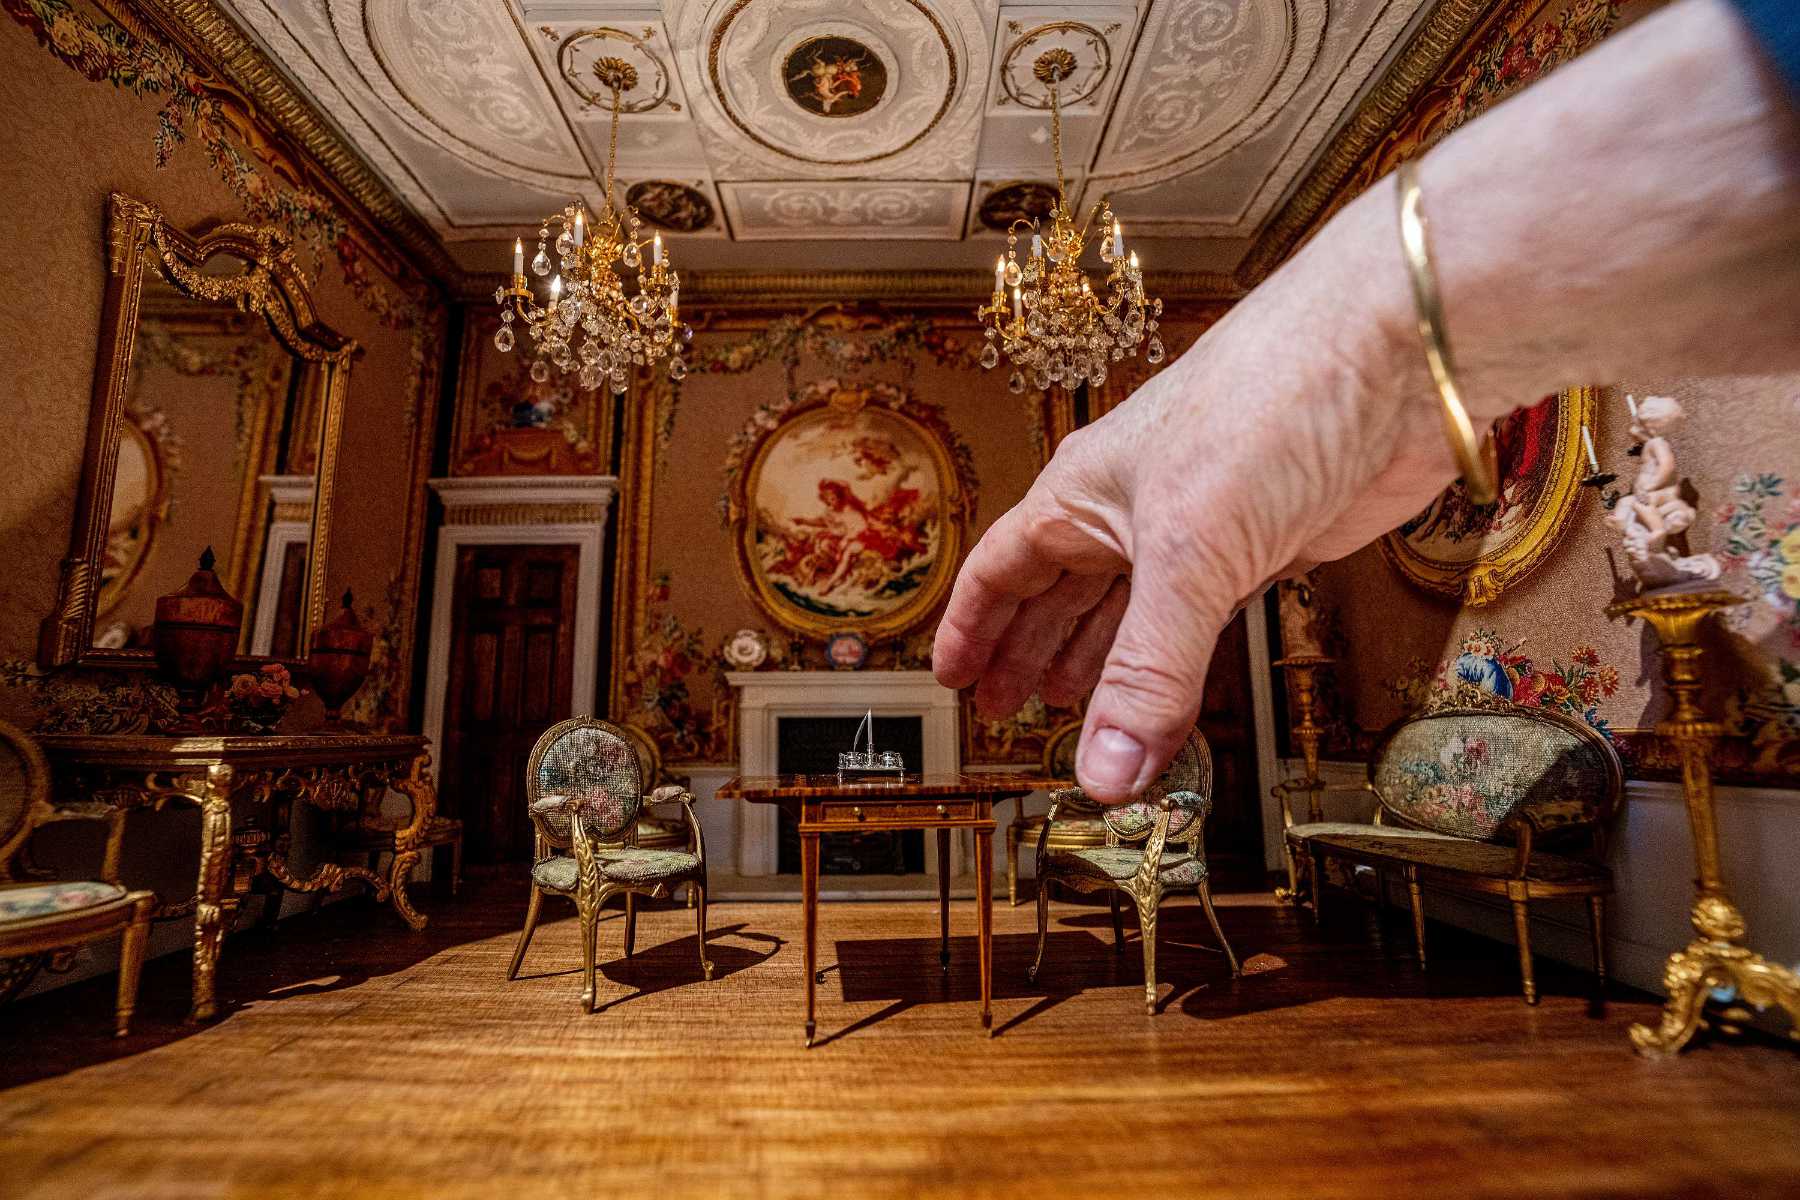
{"left": 702, "top": 0, "right": 963, "bottom": 167}
{"left": 626, "top": 182, "right": 717, "bottom": 232}
{"left": 783, "top": 36, "right": 888, "bottom": 118}
{"left": 977, "top": 182, "right": 1058, "bottom": 233}
{"left": 553, "top": 26, "right": 679, "bottom": 114}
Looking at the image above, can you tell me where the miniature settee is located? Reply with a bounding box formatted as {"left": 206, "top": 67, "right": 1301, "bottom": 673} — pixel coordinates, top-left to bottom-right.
{"left": 1284, "top": 692, "right": 1624, "bottom": 1004}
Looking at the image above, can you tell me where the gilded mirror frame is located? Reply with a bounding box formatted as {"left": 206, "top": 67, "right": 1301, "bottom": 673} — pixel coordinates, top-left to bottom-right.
{"left": 37, "top": 192, "right": 358, "bottom": 670}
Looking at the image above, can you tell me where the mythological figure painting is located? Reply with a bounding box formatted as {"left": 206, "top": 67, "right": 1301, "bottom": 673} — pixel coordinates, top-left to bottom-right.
{"left": 782, "top": 36, "right": 887, "bottom": 117}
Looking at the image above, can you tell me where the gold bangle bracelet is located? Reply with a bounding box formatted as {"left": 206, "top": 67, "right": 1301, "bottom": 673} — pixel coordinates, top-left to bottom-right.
{"left": 1395, "top": 159, "right": 1499, "bottom": 506}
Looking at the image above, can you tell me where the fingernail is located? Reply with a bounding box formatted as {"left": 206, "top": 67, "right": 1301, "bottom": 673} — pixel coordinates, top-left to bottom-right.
{"left": 1079, "top": 727, "right": 1145, "bottom": 796}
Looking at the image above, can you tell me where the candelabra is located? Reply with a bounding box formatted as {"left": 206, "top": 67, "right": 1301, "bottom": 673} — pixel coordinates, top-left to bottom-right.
{"left": 1272, "top": 654, "right": 1334, "bottom": 904}
{"left": 978, "top": 49, "right": 1162, "bottom": 395}
{"left": 1607, "top": 589, "right": 1800, "bottom": 1055}
{"left": 495, "top": 58, "right": 688, "bottom": 392}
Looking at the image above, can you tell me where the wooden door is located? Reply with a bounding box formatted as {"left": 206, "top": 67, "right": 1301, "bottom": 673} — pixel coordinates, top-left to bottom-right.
{"left": 1195, "top": 611, "right": 1264, "bottom": 885}
{"left": 440, "top": 543, "right": 580, "bottom": 864}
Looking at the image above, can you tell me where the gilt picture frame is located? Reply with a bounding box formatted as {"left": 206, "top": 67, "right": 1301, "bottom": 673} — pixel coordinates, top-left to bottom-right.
{"left": 1380, "top": 387, "right": 1597, "bottom": 606}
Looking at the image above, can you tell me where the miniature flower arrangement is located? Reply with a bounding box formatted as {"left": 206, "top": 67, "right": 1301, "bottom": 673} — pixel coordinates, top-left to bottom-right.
{"left": 223, "top": 662, "right": 300, "bottom": 732}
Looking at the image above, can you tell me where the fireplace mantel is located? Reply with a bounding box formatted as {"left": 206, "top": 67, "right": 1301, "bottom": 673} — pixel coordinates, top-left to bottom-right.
{"left": 728, "top": 670, "right": 961, "bottom": 875}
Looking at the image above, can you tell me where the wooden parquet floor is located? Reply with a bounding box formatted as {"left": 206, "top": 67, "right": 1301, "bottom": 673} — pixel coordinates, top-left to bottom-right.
{"left": 3, "top": 873, "right": 1798, "bottom": 1200}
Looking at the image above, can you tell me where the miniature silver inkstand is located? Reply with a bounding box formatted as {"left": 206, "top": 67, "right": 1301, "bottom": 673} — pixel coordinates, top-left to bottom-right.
{"left": 838, "top": 709, "right": 905, "bottom": 778}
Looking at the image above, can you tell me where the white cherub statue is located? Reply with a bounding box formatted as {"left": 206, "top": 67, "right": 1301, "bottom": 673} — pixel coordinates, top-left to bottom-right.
{"left": 1605, "top": 394, "right": 1722, "bottom": 592}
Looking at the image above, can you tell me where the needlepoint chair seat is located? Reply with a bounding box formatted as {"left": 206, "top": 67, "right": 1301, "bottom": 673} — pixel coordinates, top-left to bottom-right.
{"left": 1029, "top": 732, "right": 1240, "bottom": 1014}
{"left": 1005, "top": 719, "right": 1108, "bottom": 905}
{"left": 0, "top": 718, "right": 155, "bottom": 1036}
{"left": 1285, "top": 695, "right": 1625, "bottom": 1005}
{"left": 508, "top": 717, "right": 714, "bottom": 1013}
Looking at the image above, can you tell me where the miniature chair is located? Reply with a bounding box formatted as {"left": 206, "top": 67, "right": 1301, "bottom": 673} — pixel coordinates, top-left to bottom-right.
{"left": 0, "top": 718, "right": 156, "bottom": 1036}
{"left": 1028, "top": 731, "right": 1239, "bottom": 1013}
{"left": 1005, "top": 719, "right": 1109, "bottom": 906}
{"left": 507, "top": 717, "right": 713, "bottom": 1012}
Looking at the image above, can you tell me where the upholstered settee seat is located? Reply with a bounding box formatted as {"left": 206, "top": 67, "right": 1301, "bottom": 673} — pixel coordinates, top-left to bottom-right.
{"left": 0, "top": 880, "right": 128, "bottom": 923}
{"left": 531, "top": 849, "right": 701, "bottom": 894}
{"left": 1046, "top": 847, "right": 1208, "bottom": 888}
{"left": 1285, "top": 821, "right": 1459, "bottom": 843}
{"left": 1305, "top": 831, "right": 1611, "bottom": 888}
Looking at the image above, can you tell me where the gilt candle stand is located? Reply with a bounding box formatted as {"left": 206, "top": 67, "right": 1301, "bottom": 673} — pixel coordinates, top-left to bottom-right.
{"left": 1272, "top": 654, "right": 1333, "bottom": 904}
{"left": 1608, "top": 588, "right": 1800, "bottom": 1055}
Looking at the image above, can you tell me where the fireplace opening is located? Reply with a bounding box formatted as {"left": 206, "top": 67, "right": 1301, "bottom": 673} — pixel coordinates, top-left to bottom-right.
{"left": 777, "top": 715, "right": 925, "bottom": 875}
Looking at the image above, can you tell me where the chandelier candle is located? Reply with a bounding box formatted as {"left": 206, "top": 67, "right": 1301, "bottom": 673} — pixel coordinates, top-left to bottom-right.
{"left": 494, "top": 56, "right": 690, "bottom": 392}
{"left": 977, "top": 48, "right": 1164, "bottom": 394}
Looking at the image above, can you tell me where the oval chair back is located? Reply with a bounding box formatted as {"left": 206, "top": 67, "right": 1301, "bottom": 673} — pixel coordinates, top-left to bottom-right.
{"left": 1101, "top": 731, "right": 1214, "bottom": 845}
{"left": 525, "top": 717, "right": 644, "bottom": 851}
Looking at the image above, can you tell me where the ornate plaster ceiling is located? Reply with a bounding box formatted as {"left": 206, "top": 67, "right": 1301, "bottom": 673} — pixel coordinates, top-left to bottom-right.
{"left": 219, "top": 0, "right": 1439, "bottom": 275}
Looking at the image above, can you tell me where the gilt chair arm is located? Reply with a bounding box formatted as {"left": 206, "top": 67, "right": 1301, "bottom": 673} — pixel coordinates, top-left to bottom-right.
{"left": 647, "top": 784, "right": 689, "bottom": 807}
{"left": 1034, "top": 790, "right": 1076, "bottom": 865}
{"left": 529, "top": 795, "right": 575, "bottom": 817}
{"left": 657, "top": 788, "right": 705, "bottom": 864}
{"left": 1501, "top": 800, "right": 1601, "bottom": 876}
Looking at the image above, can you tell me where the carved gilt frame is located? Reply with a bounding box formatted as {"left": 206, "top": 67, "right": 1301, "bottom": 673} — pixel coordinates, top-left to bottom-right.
{"left": 37, "top": 192, "right": 358, "bottom": 670}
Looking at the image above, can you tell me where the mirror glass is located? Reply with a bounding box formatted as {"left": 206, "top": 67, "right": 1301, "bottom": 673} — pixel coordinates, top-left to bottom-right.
{"left": 92, "top": 259, "right": 320, "bottom": 658}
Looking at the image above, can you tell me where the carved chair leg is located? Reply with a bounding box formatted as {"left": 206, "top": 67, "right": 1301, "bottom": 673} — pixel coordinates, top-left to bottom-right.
{"left": 1308, "top": 850, "right": 1324, "bottom": 923}
{"left": 1136, "top": 889, "right": 1160, "bottom": 1015}
{"left": 1512, "top": 897, "right": 1538, "bottom": 1005}
{"left": 623, "top": 891, "right": 638, "bottom": 960}
{"left": 1006, "top": 823, "right": 1020, "bottom": 908}
{"left": 1406, "top": 870, "right": 1427, "bottom": 971}
{"left": 694, "top": 879, "right": 715, "bottom": 980}
{"left": 1028, "top": 876, "right": 1051, "bottom": 984}
{"left": 508, "top": 884, "right": 544, "bottom": 981}
{"left": 579, "top": 896, "right": 599, "bottom": 1014}
{"left": 114, "top": 894, "right": 155, "bottom": 1037}
{"left": 1588, "top": 894, "right": 1608, "bottom": 1007}
{"left": 1197, "top": 878, "right": 1240, "bottom": 978}
{"left": 1108, "top": 892, "right": 1125, "bottom": 952}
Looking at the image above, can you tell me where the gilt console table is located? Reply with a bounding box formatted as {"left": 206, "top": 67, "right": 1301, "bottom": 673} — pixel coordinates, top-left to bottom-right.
{"left": 36, "top": 733, "right": 439, "bottom": 1022}
{"left": 716, "top": 772, "right": 1049, "bottom": 1046}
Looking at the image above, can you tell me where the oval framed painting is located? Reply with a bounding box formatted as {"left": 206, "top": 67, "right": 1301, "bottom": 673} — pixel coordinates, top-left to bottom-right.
{"left": 1380, "top": 387, "right": 1597, "bottom": 605}
{"left": 727, "top": 381, "right": 974, "bottom": 640}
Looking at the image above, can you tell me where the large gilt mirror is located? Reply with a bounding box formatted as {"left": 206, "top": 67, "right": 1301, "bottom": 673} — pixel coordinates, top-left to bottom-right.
{"left": 37, "top": 193, "right": 356, "bottom": 669}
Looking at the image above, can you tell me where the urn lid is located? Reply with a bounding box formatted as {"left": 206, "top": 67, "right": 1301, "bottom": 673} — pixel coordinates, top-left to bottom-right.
{"left": 312, "top": 590, "right": 373, "bottom": 656}
{"left": 154, "top": 547, "right": 243, "bottom": 627}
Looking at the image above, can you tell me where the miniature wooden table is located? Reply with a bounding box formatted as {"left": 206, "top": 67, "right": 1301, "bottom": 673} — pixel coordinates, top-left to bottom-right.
{"left": 716, "top": 773, "right": 1050, "bottom": 1046}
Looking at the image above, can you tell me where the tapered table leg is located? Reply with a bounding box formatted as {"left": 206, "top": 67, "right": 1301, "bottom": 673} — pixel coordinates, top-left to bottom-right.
{"left": 976, "top": 826, "right": 994, "bottom": 1034}
{"left": 937, "top": 827, "right": 952, "bottom": 972}
{"left": 801, "top": 830, "right": 820, "bottom": 1048}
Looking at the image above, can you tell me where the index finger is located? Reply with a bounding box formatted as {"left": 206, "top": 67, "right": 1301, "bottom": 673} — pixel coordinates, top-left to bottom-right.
{"left": 932, "top": 503, "right": 1065, "bottom": 689}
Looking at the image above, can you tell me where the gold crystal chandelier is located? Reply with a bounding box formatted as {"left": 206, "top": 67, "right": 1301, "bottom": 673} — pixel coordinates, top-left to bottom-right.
{"left": 496, "top": 57, "right": 688, "bottom": 393}
{"left": 979, "top": 48, "right": 1163, "bottom": 394}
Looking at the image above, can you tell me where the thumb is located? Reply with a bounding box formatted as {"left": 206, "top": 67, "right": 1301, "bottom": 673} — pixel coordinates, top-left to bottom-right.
{"left": 1075, "top": 549, "right": 1234, "bottom": 803}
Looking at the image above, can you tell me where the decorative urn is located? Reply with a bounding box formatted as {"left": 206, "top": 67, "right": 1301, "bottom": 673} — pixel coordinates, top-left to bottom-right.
{"left": 308, "top": 589, "right": 373, "bottom": 724}
{"left": 153, "top": 547, "right": 244, "bottom": 709}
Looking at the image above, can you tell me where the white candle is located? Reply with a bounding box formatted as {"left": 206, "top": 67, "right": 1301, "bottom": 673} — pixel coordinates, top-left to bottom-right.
{"left": 1031, "top": 233, "right": 1043, "bottom": 259}
{"left": 513, "top": 238, "right": 524, "bottom": 276}
{"left": 549, "top": 275, "right": 562, "bottom": 303}
{"left": 1012, "top": 285, "right": 1022, "bottom": 322}
{"left": 573, "top": 210, "right": 584, "bottom": 249}
{"left": 670, "top": 283, "right": 679, "bottom": 309}
{"left": 1581, "top": 425, "right": 1599, "bottom": 473}
{"left": 994, "top": 255, "right": 1005, "bottom": 291}
{"left": 1128, "top": 250, "right": 1139, "bottom": 274}
{"left": 1112, "top": 220, "right": 1123, "bottom": 258}
{"left": 653, "top": 232, "right": 663, "bottom": 266}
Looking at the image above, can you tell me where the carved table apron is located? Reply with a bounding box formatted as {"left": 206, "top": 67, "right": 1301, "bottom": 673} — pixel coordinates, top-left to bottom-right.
{"left": 38, "top": 733, "right": 439, "bottom": 1022}
{"left": 718, "top": 773, "right": 1050, "bottom": 1047}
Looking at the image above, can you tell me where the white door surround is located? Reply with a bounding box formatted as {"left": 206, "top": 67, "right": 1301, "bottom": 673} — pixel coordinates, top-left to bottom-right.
{"left": 249, "top": 474, "right": 315, "bottom": 657}
{"left": 727, "top": 670, "right": 961, "bottom": 875}
{"left": 420, "top": 476, "right": 616, "bottom": 784}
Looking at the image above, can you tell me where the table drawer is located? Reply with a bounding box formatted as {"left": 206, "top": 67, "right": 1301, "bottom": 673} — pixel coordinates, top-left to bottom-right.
{"left": 808, "top": 799, "right": 979, "bottom": 827}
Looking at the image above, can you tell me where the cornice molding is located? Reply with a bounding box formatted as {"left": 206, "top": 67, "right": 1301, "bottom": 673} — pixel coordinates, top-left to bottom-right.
{"left": 1235, "top": 0, "right": 1504, "bottom": 289}
{"left": 125, "top": 0, "right": 463, "bottom": 287}
{"left": 455, "top": 268, "right": 1245, "bottom": 307}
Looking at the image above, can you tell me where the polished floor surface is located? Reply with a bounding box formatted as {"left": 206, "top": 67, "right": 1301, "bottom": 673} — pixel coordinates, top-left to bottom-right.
{"left": 3, "top": 873, "right": 1798, "bottom": 1199}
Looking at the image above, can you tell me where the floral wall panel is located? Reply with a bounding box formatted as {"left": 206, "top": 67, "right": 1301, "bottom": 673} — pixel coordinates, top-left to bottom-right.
{"left": 451, "top": 309, "right": 607, "bottom": 476}
{"left": 0, "top": 0, "right": 444, "bottom": 730}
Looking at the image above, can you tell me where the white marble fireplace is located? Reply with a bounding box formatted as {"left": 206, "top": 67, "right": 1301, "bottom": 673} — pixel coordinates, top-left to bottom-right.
{"left": 727, "top": 670, "right": 961, "bottom": 875}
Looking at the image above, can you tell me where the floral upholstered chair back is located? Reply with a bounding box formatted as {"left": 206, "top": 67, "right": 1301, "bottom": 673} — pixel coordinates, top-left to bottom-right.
{"left": 526, "top": 717, "right": 644, "bottom": 851}
{"left": 1370, "top": 703, "right": 1623, "bottom": 844}
{"left": 1102, "top": 732, "right": 1214, "bottom": 846}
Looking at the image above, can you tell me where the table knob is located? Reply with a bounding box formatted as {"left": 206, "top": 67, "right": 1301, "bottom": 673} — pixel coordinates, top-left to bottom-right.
{"left": 935, "top": 804, "right": 948, "bottom": 816}
{"left": 852, "top": 806, "right": 863, "bottom": 819}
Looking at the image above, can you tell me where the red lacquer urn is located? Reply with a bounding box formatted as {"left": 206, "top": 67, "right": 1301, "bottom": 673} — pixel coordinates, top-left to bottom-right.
{"left": 153, "top": 547, "right": 244, "bottom": 710}
{"left": 308, "top": 589, "right": 373, "bottom": 725}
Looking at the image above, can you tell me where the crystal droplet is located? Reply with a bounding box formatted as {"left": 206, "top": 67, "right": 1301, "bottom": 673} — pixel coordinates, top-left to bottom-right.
{"left": 622, "top": 240, "right": 641, "bottom": 268}
{"left": 1146, "top": 337, "right": 1166, "bottom": 365}
{"left": 1008, "top": 370, "right": 1025, "bottom": 395}
{"left": 531, "top": 249, "right": 552, "bottom": 277}
{"left": 493, "top": 326, "right": 515, "bottom": 353}
{"left": 980, "top": 342, "right": 1000, "bottom": 370}
{"left": 1003, "top": 259, "right": 1022, "bottom": 288}
{"left": 669, "top": 356, "right": 688, "bottom": 381}
{"left": 530, "top": 358, "right": 551, "bottom": 383}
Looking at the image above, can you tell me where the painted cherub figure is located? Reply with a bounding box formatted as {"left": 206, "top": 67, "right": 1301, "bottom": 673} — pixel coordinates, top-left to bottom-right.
{"left": 1605, "top": 394, "right": 1722, "bottom": 591}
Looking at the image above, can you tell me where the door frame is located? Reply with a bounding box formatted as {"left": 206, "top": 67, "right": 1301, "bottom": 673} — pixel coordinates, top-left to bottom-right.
{"left": 421, "top": 476, "right": 615, "bottom": 785}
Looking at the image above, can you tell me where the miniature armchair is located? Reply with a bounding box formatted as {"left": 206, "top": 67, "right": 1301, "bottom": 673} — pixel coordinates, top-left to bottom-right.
{"left": 507, "top": 717, "right": 713, "bottom": 1013}
{"left": 1028, "top": 731, "right": 1239, "bottom": 1014}
{"left": 0, "top": 717, "right": 156, "bottom": 1036}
